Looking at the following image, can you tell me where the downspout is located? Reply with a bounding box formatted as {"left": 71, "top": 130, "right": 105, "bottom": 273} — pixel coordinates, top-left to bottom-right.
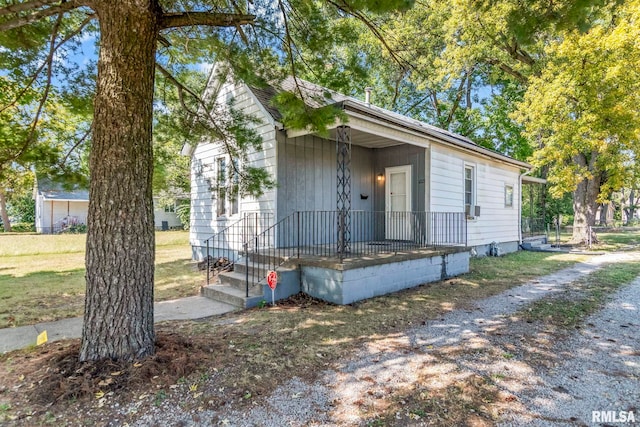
{"left": 519, "top": 169, "right": 533, "bottom": 246}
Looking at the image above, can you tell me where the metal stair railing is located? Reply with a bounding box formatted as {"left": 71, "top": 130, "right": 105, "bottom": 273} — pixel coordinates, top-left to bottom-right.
{"left": 204, "top": 212, "right": 273, "bottom": 285}
{"left": 242, "top": 212, "right": 298, "bottom": 298}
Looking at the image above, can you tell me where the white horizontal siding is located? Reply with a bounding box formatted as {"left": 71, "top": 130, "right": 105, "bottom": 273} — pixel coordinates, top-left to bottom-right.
{"left": 189, "top": 80, "right": 277, "bottom": 250}
{"left": 430, "top": 144, "right": 521, "bottom": 247}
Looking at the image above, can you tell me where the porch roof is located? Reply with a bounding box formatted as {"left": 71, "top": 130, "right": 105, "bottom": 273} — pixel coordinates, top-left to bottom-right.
{"left": 36, "top": 177, "right": 89, "bottom": 202}
{"left": 249, "top": 77, "right": 531, "bottom": 170}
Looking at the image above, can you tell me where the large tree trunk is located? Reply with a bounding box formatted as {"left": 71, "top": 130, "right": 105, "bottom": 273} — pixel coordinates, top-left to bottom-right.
{"left": 0, "top": 189, "right": 12, "bottom": 232}
{"left": 570, "top": 153, "right": 601, "bottom": 244}
{"left": 627, "top": 188, "right": 637, "bottom": 224}
{"left": 598, "top": 202, "right": 609, "bottom": 226}
{"left": 80, "top": 1, "right": 158, "bottom": 362}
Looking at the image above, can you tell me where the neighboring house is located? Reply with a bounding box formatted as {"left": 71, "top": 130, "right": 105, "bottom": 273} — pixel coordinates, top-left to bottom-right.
{"left": 153, "top": 198, "right": 186, "bottom": 231}
{"left": 34, "top": 177, "right": 184, "bottom": 233}
{"left": 186, "top": 68, "right": 532, "bottom": 307}
{"left": 35, "top": 178, "right": 89, "bottom": 234}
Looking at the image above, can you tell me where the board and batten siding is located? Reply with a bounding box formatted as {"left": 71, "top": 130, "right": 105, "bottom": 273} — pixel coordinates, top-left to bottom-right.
{"left": 430, "top": 144, "right": 521, "bottom": 248}
{"left": 372, "top": 145, "right": 426, "bottom": 213}
{"left": 276, "top": 134, "right": 374, "bottom": 217}
{"left": 190, "top": 81, "right": 278, "bottom": 258}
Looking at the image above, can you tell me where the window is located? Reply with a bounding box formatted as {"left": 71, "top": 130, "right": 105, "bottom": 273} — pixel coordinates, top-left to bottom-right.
{"left": 215, "top": 156, "right": 240, "bottom": 217}
{"left": 216, "top": 157, "right": 227, "bottom": 217}
{"left": 505, "top": 185, "right": 514, "bottom": 207}
{"left": 230, "top": 160, "right": 239, "bottom": 215}
{"left": 164, "top": 204, "right": 175, "bottom": 213}
{"left": 464, "top": 165, "right": 474, "bottom": 208}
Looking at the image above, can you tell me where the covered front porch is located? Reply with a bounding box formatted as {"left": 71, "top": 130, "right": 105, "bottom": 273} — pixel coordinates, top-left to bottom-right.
{"left": 201, "top": 208, "right": 468, "bottom": 307}
{"left": 200, "top": 118, "right": 472, "bottom": 306}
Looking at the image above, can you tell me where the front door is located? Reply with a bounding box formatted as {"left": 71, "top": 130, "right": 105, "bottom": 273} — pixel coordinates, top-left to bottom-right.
{"left": 385, "top": 165, "right": 412, "bottom": 240}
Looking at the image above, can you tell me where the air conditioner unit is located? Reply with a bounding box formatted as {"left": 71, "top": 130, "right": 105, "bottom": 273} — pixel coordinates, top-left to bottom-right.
{"left": 465, "top": 205, "right": 481, "bottom": 217}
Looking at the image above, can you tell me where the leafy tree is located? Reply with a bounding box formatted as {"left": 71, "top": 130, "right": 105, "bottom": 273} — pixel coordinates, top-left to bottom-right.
{"left": 8, "top": 192, "right": 36, "bottom": 223}
{"left": 514, "top": 0, "right": 640, "bottom": 242}
{"left": 352, "top": 0, "right": 635, "bottom": 243}
{"left": 0, "top": 0, "right": 413, "bottom": 362}
{"left": 0, "top": 72, "right": 90, "bottom": 231}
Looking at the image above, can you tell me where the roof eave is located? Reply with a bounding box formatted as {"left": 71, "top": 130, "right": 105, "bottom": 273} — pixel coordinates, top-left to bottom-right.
{"left": 340, "top": 100, "right": 531, "bottom": 170}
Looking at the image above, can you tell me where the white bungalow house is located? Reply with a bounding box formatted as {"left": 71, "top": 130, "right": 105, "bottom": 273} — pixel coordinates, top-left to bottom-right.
{"left": 35, "top": 177, "right": 184, "bottom": 233}
{"left": 35, "top": 178, "right": 89, "bottom": 234}
{"left": 186, "top": 69, "right": 532, "bottom": 308}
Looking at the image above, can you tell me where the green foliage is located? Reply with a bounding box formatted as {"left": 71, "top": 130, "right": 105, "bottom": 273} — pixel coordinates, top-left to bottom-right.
{"left": 515, "top": 0, "right": 640, "bottom": 201}
{"left": 7, "top": 222, "right": 35, "bottom": 233}
{"left": 61, "top": 224, "right": 87, "bottom": 234}
{"left": 272, "top": 91, "right": 346, "bottom": 135}
{"left": 7, "top": 194, "right": 35, "bottom": 223}
{"left": 476, "top": 82, "right": 532, "bottom": 161}
{"left": 175, "top": 201, "right": 191, "bottom": 230}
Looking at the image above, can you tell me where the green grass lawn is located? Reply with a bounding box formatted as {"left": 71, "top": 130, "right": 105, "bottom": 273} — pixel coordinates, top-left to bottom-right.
{"left": 594, "top": 229, "right": 640, "bottom": 250}
{"left": 548, "top": 227, "right": 639, "bottom": 251}
{"left": 0, "top": 227, "right": 624, "bottom": 330}
{"left": 0, "top": 231, "right": 204, "bottom": 328}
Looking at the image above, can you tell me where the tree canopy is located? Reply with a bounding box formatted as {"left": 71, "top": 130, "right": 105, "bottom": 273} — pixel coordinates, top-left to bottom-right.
{"left": 0, "top": 0, "right": 414, "bottom": 361}
{"left": 338, "top": 0, "right": 638, "bottom": 241}
{"left": 1, "top": 0, "right": 638, "bottom": 360}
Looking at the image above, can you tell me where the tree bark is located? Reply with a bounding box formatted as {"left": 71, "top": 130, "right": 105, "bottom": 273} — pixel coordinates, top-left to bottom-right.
{"left": 570, "top": 153, "right": 601, "bottom": 244}
{"left": 0, "top": 190, "right": 12, "bottom": 232}
{"left": 627, "top": 189, "right": 636, "bottom": 224}
{"left": 79, "top": 0, "right": 158, "bottom": 362}
{"left": 598, "top": 203, "right": 609, "bottom": 226}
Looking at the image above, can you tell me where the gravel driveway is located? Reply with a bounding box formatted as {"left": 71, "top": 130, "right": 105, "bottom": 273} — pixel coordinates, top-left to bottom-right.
{"left": 132, "top": 251, "right": 640, "bottom": 426}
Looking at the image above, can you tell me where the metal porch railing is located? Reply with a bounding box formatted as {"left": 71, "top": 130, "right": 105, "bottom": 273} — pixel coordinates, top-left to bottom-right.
{"left": 240, "top": 210, "right": 467, "bottom": 297}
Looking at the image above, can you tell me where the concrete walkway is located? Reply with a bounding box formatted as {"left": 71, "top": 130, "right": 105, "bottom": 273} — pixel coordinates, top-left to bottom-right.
{"left": 0, "top": 296, "right": 236, "bottom": 354}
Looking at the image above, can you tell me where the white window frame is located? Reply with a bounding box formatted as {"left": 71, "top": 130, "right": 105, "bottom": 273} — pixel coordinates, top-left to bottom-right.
{"left": 216, "top": 156, "right": 227, "bottom": 217}
{"left": 464, "top": 164, "right": 476, "bottom": 210}
{"left": 215, "top": 156, "right": 240, "bottom": 218}
{"left": 505, "top": 184, "right": 514, "bottom": 207}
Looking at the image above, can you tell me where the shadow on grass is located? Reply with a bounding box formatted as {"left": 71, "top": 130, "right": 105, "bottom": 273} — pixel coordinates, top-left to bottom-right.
{"left": 0, "top": 268, "right": 86, "bottom": 328}
{"left": 0, "top": 250, "right": 597, "bottom": 425}
{"left": 0, "top": 258, "right": 203, "bottom": 328}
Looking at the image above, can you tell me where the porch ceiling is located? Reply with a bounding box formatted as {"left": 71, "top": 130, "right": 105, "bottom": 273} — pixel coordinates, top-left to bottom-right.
{"left": 328, "top": 127, "right": 405, "bottom": 149}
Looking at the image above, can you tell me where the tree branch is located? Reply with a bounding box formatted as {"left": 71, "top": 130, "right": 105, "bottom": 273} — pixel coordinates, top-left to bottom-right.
{"left": 486, "top": 59, "right": 528, "bottom": 83}
{"left": 445, "top": 72, "right": 468, "bottom": 126}
{"left": 0, "top": 14, "right": 95, "bottom": 114}
{"left": 277, "top": 0, "right": 305, "bottom": 102}
{"left": 60, "top": 123, "right": 92, "bottom": 166}
{"left": 12, "top": 11, "right": 63, "bottom": 163}
{"left": 325, "top": 0, "right": 411, "bottom": 69}
{"left": 402, "top": 93, "right": 430, "bottom": 116}
{"left": 0, "top": 0, "right": 82, "bottom": 32}
{"left": 159, "top": 12, "right": 254, "bottom": 30}
{"left": 0, "top": 0, "right": 60, "bottom": 16}
{"left": 155, "top": 63, "right": 249, "bottom": 179}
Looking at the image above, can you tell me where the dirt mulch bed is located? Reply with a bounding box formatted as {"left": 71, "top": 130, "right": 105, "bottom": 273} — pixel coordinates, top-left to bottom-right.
{"left": 0, "top": 330, "right": 218, "bottom": 423}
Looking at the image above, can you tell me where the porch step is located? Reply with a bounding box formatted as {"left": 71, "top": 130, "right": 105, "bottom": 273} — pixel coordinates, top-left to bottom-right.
{"left": 521, "top": 241, "right": 555, "bottom": 251}
{"left": 217, "top": 270, "right": 264, "bottom": 292}
{"left": 247, "top": 252, "right": 292, "bottom": 265}
{"left": 202, "top": 252, "right": 297, "bottom": 308}
{"left": 234, "top": 260, "right": 298, "bottom": 276}
{"left": 201, "top": 285, "right": 264, "bottom": 309}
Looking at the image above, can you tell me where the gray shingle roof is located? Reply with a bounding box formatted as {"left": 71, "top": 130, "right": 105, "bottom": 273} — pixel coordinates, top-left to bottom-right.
{"left": 37, "top": 178, "right": 89, "bottom": 201}
{"left": 248, "top": 76, "right": 530, "bottom": 169}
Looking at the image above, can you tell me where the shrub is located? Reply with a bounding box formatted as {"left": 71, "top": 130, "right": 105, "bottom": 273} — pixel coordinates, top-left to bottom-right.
{"left": 10, "top": 222, "right": 35, "bottom": 232}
